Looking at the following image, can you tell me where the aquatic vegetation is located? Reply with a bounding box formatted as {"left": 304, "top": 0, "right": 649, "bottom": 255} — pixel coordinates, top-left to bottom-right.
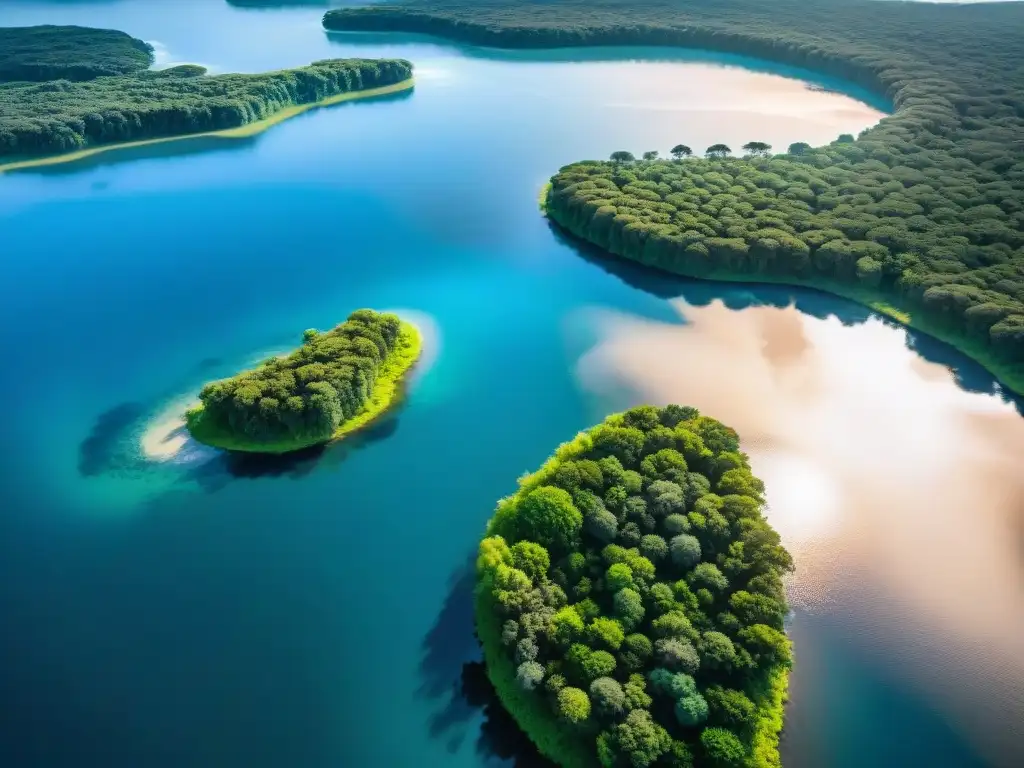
{"left": 324, "top": 0, "right": 1024, "bottom": 392}
{"left": 0, "top": 25, "right": 413, "bottom": 159}
{"left": 186, "top": 310, "right": 421, "bottom": 454}
{"left": 476, "top": 405, "right": 792, "bottom": 767}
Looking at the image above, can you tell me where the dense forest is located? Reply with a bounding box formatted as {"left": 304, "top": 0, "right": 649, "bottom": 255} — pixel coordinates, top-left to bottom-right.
{"left": 0, "top": 25, "right": 152, "bottom": 82}
{"left": 324, "top": 0, "right": 1024, "bottom": 390}
{"left": 477, "top": 406, "right": 792, "bottom": 768}
{"left": 187, "top": 310, "right": 418, "bottom": 453}
{"left": 0, "top": 26, "right": 413, "bottom": 159}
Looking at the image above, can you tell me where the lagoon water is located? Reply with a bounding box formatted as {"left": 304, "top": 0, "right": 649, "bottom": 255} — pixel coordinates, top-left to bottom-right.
{"left": 0, "top": 2, "right": 1021, "bottom": 767}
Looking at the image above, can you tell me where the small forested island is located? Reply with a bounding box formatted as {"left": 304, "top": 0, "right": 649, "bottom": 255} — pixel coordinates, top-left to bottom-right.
{"left": 324, "top": 0, "right": 1024, "bottom": 394}
{"left": 0, "top": 25, "right": 413, "bottom": 164}
{"left": 186, "top": 310, "right": 421, "bottom": 454}
{"left": 476, "top": 405, "right": 792, "bottom": 768}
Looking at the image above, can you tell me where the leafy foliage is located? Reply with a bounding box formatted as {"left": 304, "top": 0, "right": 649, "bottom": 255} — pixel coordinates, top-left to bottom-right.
{"left": 0, "top": 26, "right": 412, "bottom": 158}
{"left": 325, "top": 0, "right": 1024, "bottom": 388}
{"left": 477, "top": 406, "right": 792, "bottom": 767}
{"left": 0, "top": 25, "right": 152, "bottom": 82}
{"left": 187, "top": 310, "right": 413, "bottom": 452}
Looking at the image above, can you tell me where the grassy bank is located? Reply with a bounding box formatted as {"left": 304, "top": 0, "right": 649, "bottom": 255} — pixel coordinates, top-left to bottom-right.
{"left": 186, "top": 320, "right": 421, "bottom": 454}
{"left": 747, "top": 665, "right": 789, "bottom": 768}
{"left": 538, "top": 181, "right": 552, "bottom": 215}
{"left": 0, "top": 78, "right": 414, "bottom": 174}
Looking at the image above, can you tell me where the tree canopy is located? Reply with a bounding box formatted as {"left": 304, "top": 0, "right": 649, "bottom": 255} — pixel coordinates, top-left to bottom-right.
{"left": 0, "top": 26, "right": 413, "bottom": 159}
{"left": 186, "top": 310, "right": 419, "bottom": 453}
{"left": 0, "top": 25, "right": 153, "bottom": 83}
{"left": 477, "top": 406, "right": 793, "bottom": 768}
{"left": 324, "top": 0, "right": 1024, "bottom": 392}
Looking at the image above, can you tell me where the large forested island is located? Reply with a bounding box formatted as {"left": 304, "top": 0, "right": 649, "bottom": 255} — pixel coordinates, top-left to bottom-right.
{"left": 324, "top": 0, "right": 1024, "bottom": 395}
{"left": 186, "top": 310, "right": 421, "bottom": 454}
{"left": 0, "top": 25, "right": 413, "bottom": 165}
{"left": 477, "top": 405, "right": 792, "bottom": 768}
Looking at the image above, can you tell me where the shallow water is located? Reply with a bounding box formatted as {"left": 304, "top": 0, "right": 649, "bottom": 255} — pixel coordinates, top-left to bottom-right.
{"left": 0, "top": 1, "right": 1018, "bottom": 767}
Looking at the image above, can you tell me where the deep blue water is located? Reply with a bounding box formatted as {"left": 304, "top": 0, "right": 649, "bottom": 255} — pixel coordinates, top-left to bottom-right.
{"left": 0, "top": 2, "right": 1019, "bottom": 767}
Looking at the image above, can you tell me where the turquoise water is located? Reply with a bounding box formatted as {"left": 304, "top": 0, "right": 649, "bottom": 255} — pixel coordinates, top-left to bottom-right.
{"left": 0, "top": 2, "right": 1019, "bottom": 766}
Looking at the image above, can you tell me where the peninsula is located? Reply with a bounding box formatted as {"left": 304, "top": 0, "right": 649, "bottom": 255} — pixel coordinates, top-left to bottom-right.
{"left": 0, "top": 25, "right": 413, "bottom": 169}
{"left": 476, "top": 405, "right": 792, "bottom": 768}
{"left": 186, "top": 310, "right": 421, "bottom": 454}
{"left": 324, "top": 0, "right": 1024, "bottom": 395}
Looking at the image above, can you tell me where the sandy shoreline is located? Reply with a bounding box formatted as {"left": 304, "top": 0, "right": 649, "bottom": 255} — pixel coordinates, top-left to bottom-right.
{"left": 138, "top": 310, "right": 438, "bottom": 458}
{"left": 140, "top": 401, "right": 198, "bottom": 461}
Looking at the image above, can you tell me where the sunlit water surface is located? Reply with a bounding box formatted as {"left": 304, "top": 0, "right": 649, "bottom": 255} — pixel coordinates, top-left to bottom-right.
{"left": 0, "top": 2, "right": 1019, "bottom": 767}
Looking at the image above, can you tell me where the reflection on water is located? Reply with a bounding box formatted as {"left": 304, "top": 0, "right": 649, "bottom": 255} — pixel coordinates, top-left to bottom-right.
{"left": 576, "top": 299, "right": 1024, "bottom": 766}
{"left": 0, "top": 2, "right": 996, "bottom": 767}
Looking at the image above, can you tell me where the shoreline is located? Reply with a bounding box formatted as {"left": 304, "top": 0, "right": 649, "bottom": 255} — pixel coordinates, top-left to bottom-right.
{"left": 0, "top": 78, "right": 414, "bottom": 174}
{"left": 474, "top": 590, "right": 597, "bottom": 768}
{"left": 474, "top": 410, "right": 792, "bottom": 768}
{"left": 537, "top": 181, "right": 552, "bottom": 215}
{"left": 323, "top": 13, "right": 1020, "bottom": 400}
{"left": 186, "top": 320, "right": 422, "bottom": 454}
{"left": 672, "top": 270, "right": 1024, "bottom": 399}
{"left": 321, "top": 13, "right": 895, "bottom": 115}
{"left": 544, "top": 206, "right": 1024, "bottom": 399}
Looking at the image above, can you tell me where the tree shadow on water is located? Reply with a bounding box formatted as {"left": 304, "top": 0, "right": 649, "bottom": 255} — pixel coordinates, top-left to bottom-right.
{"left": 551, "top": 222, "right": 871, "bottom": 319}
{"left": 187, "top": 412, "right": 403, "bottom": 493}
{"left": 78, "top": 402, "right": 147, "bottom": 477}
{"left": 12, "top": 135, "right": 258, "bottom": 177}
{"left": 417, "top": 557, "right": 480, "bottom": 753}
{"left": 555, "top": 223, "right": 1022, "bottom": 406}
{"left": 461, "top": 661, "right": 555, "bottom": 768}
{"left": 417, "top": 556, "right": 555, "bottom": 765}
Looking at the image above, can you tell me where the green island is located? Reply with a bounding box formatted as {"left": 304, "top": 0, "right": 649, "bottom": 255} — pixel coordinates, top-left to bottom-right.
{"left": 0, "top": 25, "right": 413, "bottom": 170}
{"left": 324, "top": 0, "right": 1024, "bottom": 395}
{"left": 477, "top": 405, "right": 792, "bottom": 768}
{"left": 185, "top": 310, "right": 421, "bottom": 454}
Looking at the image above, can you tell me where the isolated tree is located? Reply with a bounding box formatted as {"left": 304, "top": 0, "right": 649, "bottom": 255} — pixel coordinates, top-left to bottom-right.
{"left": 614, "top": 587, "right": 646, "bottom": 631}
{"left": 643, "top": 150, "right": 660, "bottom": 161}
{"left": 612, "top": 709, "right": 672, "bottom": 766}
{"left": 670, "top": 534, "right": 702, "bottom": 569}
{"left": 705, "top": 143, "right": 732, "bottom": 158}
{"left": 675, "top": 692, "right": 709, "bottom": 726}
{"left": 742, "top": 141, "right": 772, "bottom": 157}
{"left": 513, "top": 486, "right": 582, "bottom": 551}
{"left": 652, "top": 611, "right": 693, "bottom": 640}
{"left": 700, "top": 727, "right": 746, "bottom": 767}
{"left": 640, "top": 534, "right": 669, "bottom": 562}
{"left": 787, "top": 141, "right": 812, "bottom": 155}
{"left": 516, "top": 660, "right": 544, "bottom": 690}
{"left": 705, "top": 687, "right": 757, "bottom": 734}
{"left": 610, "top": 150, "right": 635, "bottom": 163}
{"left": 620, "top": 633, "right": 653, "bottom": 672}
{"left": 588, "top": 616, "right": 626, "bottom": 651}
{"left": 655, "top": 637, "right": 700, "bottom": 674}
{"left": 590, "top": 677, "right": 626, "bottom": 718}
{"left": 510, "top": 541, "right": 550, "bottom": 581}
{"left": 585, "top": 507, "right": 619, "bottom": 543}
{"left": 670, "top": 144, "right": 692, "bottom": 159}
{"left": 558, "top": 686, "right": 592, "bottom": 725}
